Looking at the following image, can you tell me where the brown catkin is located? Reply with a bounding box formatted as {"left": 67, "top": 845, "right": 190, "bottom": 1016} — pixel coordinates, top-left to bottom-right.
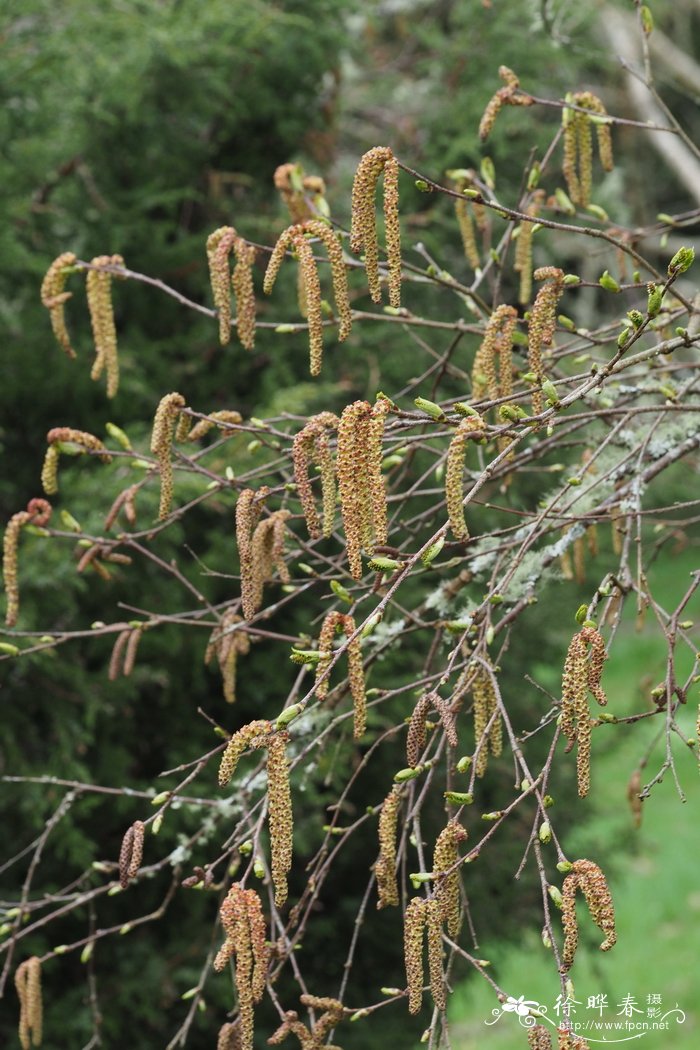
{"left": 118, "top": 824, "right": 135, "bottom": 889}
{"left": 41, "top": 251, "right": 78, "bottom": 359}
{"left": 367, "top": 397, "right": 390, "bottom": 546}
{"left": 528, "top": 267, "right": 564, "bottom": 416}
{"left": 216, "top": 885, "right": 269, "bottom": 1050}
{"left": 86, "top": 255, "right": 124, "bottom": 397}
{"left": 478, "top": 65, "right": 532, "bottom": 141}
{"left": 470, "top": 663, "right": 501, "bottom": 777}
{"left": 561, "top": 860, "right": 616, "bottom": 971}
{"left": 15, "top": 956, "right": 42, "bottom": 1050}
{"left": 207, "top": 227, "right": 238, "bottom": 345}
{"left": 558, "top": 1030, "right": 591, "bottom": 1050}
{"left": 217, "top": 1021, "right": 242, "bottom": 1050}
{"left": 472, "top": 304, "right": 518, "bottom": 405}
{"left": 108, "top": 629, "right": 131, "bottom": 681}
{"left": 232, "top": 238, "right": 257, "bottom": 351}
{"left": 266, "top": 731, "right": 294, "bottom": 907}
{"left": 375, "top": 785, "right": 402, "bottom": 908}
{"left": 344, "top": 616, "right": 367, "bottom": 739}
{"left": 303, "top": 220, "right": 352, "bottom": 342}
{"left": 236, "top": 488, "right": 264, "bottom": 620}
{"left": 150, "top": 392, "right": 186, "bottom": 519}
{"left": 406, "top": 692, "right": 433, "bottom": 768}
{"left": 561, "top": 628, "right": 607, "bottom": 797}
{"left": 292, "top": 412, "right": 339, "bottom": 539}
{"left": 426, "top": 897, "right": 445, "bottom": 1011}
{"left": 404, "top": 897, "right": 426, "bottom": 1015}
{"left": 207, "top": 611, "right": 251, "bottom": 704}
{"left": 350, "top": 146, "right": 402, "bottom": 306}
{"left": 561, "top": 870, "right": 580, "bottom": 970}
{"left": 528, "top": 1024, "right": 553, "bottom": 1049}
{"left": 264, "top": 224, "right": 331, "bottom": 375}
{"left": 274, "top": 162, "right": 327, "bottom": 224}
{"left": 128, "top": 819, "right": 145, "bottom": 879}
{"left": 218, "top": 719, "right": 273, "bottom": 787}
{"left": 3, "top": 500, "right": 52, "bottom": 627}
{"left": 245, "top": 510, "right": 290, "bottom": 619}
{"left": 433, "top": 820, "right": 467, "bottom": 938}
{"left": 315, "top": 610, "right": 343, "bottom": 702}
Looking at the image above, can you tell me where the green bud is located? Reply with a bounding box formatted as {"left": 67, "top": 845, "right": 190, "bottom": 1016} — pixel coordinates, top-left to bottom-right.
{"left": 557, "top": 314, "right": 576, "bottom": 331}
{"left": 527, "top": 163, "right": 541, "bottom": 189}
{"left": 130, "top": 458, "right": 152, "bottom": 470}
{"left": 0, "top": 643, "right": 20, "bottom": 656}
{"left": 105, "top": 422, "right": 132, "bottom": 450}
{"left": 481, "top": 810, "right": 503, "bottom": 821}
{"left": 567, "top": 476, "right": 582, "bottom": 486}
{"left": 499, "top": 404, "right": 527, "bottom": 422}
{"left": 617, "top": 327, "right": 631, "bottom": 349}
{"left": 53, "top": 944, "right": 69, "bottom": 955}
{"left": 276, "top": 703, "right": 303, "bottom": 729}
{"left": 555, "top": 187, "right": 576, "bottom": 215}
{"left": 548, "top": 885, "right": 563, "bottom": 909}
{"left": 0, "top": 924, "right": 12, "bottom": 937}
{"left": 394, "top": 766, "right": 424, "bottom": 783}
{"left": 330, "top": 580, "right": 353, "bottom": 604}
{"left": 668, "top": 246, "right": 695, "bottom": 275}
{"left": 542, "top": 928, "right": 552, "bottom": 949}
{"left": 60, "top": 509, "right": 82, "bottom": 533}
{"left": 488, "top": 594, "right": 504, "bottom": 605}
{"left": 647, "top": 283, "right": 664, "bottom": 317}
{"left": 456, "top": 756, "right": 472, "bottom": 773}
{"left": 409, "top": 872, "right": 435, "bottom": 889}
{"left": 275, "top": 324, "right": 297, "bottom": 334}
{"left": 542, "top": 379, "right": 559, "bottom": 404}
{"left": 362, "top": 615, "right": 382, "bottom": 638}
{"left": 556, "top": 860, "right": 573, "bottom": 874}
{"left": 380, "top": 987, "right": 402, "bottom": 996}
{"left": 152, "top": 813, "right": 164, "bottom": 835}
{"left": 575, "top": 604, "right": 588, "bottom": 625}
{"left": 415, "top": 179, "right": 431, "bottom": 192}
{"left": 542, "top": 794, "right": 554, "bottom": 808}
{"left": 520, "top": 778, "right": 531, "bottom": 792}
{"left": 598, "top": 712, "right": 617, "bottom": 723}
{"left": 443, "top": 790, "right": 473, "bottom": 805}
{"left": 421, "top": 536, "right": 445, "bottom": 567}
{"left": 414, "top": 397, "right": 445, "bottom": 420}
{"left": 640, "top": 4, "right": 653, "bottom": 34}
{"left": 627, "top": 309, "right": 644, "bottom": 330}
{"left": 381, "top": 454, "right": 404, "bottom": 470}
{"left": 659, "top": 383, "right": 677, "bottom": 401}
{"left": 480, "top": 156, "right": 496, "bottom": 189}
{"left": 538, "top": 821, "right": 552, "bottom": 844}
{"left": 253, "top": 857, "right": 265, "bottom": 879}
{"left": 599, "top": 270, "right": 621, "bottom": 293}
{"left": 368, "top": 556, "right": 403, "bottom": 573}
{"left": 290, "top": 648, "right": 321, "bottom": 666}
{"left": 512, "top": 330, "right": 529, "bottom": 346}
{"left": 680, "top": 620, "right": 694, "bottom": 629}
{"left": 453, "top": 402, "right": 480, "bottom": 417}
{"left": 563, "top": 273, "right": 581, "bottom": 285}
{"left": 350, "top": 1009, "right": 370, "bottom": 1021}
{"left": 151, "top": 791, "right": 171, "bottom": 806}
{"left": 586, "top": 203, "right": 609, "bottom": 222}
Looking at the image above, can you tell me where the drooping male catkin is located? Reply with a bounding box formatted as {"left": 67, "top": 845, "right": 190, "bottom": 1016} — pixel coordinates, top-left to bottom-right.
{"left": 469, "top": 662, "right": 502, "bottom": 777}
{"left": 336, "top": 399, "right": 390, "bottom": 578}
{"left": 562, "top": 93, "right": 614, "bottom": 207}
{"left": 515, "top": 190, "right": 545, "bottom": 304}
{"left": 314, "top": 610, "right": 366, "bottom": 738}
{"left": 207, "top": 228, "right": 257, "bottom": 349}
{"left": 215, "top": 885, "right": 269, "bottom": 1050}
{"left": 528, "top": 267, "right": 564, "bottom": 415}
{"left": 41, "top": 251, "right": 78, "bottom": 359}
{"left": 274, "top": 163, "right": 327, "bottom": 224}
{"left": 42, "top": 427, "right": 111, "bottom": 495}
{"left": 187, "top": 409, "right": 243, "bottom": 443}
{"left": 205, "top": 610, "right": 251, "bottom": 704}
{"left": 404, "top": 897, "right": 427, "bottom": 1015}
{"left": 217, "top": 1021, "right": 242, "bottom": 1050}
{"left": 375, "top": 785, "right": 402, "bottom": 908}
{"left": 292, "top": 412, "right": 339, "bottom": 539}
{"left": 433, "top": 819, "right": 467, "bottom": 938}
{"left": 86, "top": 255, "right": 124, "bottom": 398}
{"left": 350, "top": 146, "right": 402, "bottom": 307}
{"left": 406, "top": 691, "right": 458, "bottom": 768}
{"left": 528, "top": 1025, "right": 553, "bottom": 1049}
{"left": 471, "top": 304, "right": 518, "bottom": 405}
{"left": 150, "top": 392, "right": 186, "bottom": 519}
{"left": 118, "top": 819, "right": 145, "bottom": 888}
{"left": 446, "top": 418, "right": 484, "bottom": 541}
{"left": 561, "top": 859, "right": 616, "bottom": 971}
{"left": 244, "top": 509, "right": 291, "bottom": 619}
{"left": 478, "top": 66, "right": 533, "bottom": 141}
{"left": 561, "top": 627, "right": 608, "bottom": 797}
{"left": 218, "top": 719, "right": 273, "bottom": 788}
{"left": 3, "top": 499, "right": 52, "bottom": 627}
{"left": 266, "top": 730, "right": 294, "bottom": 907}
{"left": 15, "top": 956, "right": 42, "bottom": 1050}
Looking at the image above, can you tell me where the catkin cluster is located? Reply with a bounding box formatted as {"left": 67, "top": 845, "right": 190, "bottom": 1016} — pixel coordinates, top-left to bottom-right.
{"left": 561, "top": 626, "right": 608, "bottom": 797}
{"left": 185, "top": 409, "right": 243, "bottom": 443}
{"left": 3, "top": 498, "right": 52, "bottom": 627}
{"left": 41, "top": 427, "right": 111, "bottom": 496}
{"left": 41, "top": 251, "right": 78, "bottom": 358}
{"left": 433, "top": 820, "right": 467, "bottom": 938}
{"left": 561, "top": 858, "right": 616, "bottom": 971}
{"left": 406, "top": 691, "right": 458, "bottom": 768}
{"left": 150, "top": 392, "right": 186, "bottom": 519}
{"left": 87, "top": 254, "right": 124, "bottom": 397}
{"left": 336, "top": 399, "right": 390, "bottom": 579}
{"left": 350, "top": 146, "right": 402, "bottom": 307}
{"left": 468, "top": 662, "right": 502, "bottom": 777}
{"left": 528, "top": 267, "right": 564, "bottom": 415}
{"left": 445, "top": 415, "right": 485, "bottom": 541}
{"left": 292, "top": 412, "right": 339, "bottom": 539}
{"left": 315, "top": 610, "right": 366, "bottom": 739}
{"left": 218, "top": 722, "right": 293, "bottom": 906}
{"left": 206, "top": 227, "right": 257, "bottom": 350}
{"left": 478, "top": 66, "right": 533, "bottom": 141}
{"left": 515, "top": 190, "right": 545, "bottom": 304}
{"left": 528, "top": 1025, "right": 552, "bottom": 1049}
{"left": 269, "top": 994, "right": 345, "bottom": 1049}
{"left": 264, "top": 220, "right": 351, "bottom": 376}
{"left": 374, "top": 784, "right": 402, "bottom": 908}
{"left": 236, "top": 495, "right": 290, "bottom": 621}
{"left": 108, "top": 626, "right": 143, "bottom": 681}
{"left": 205, "top": 610, "right": 250, "bottom": 703}
{"left": 450, "top": 171, "right": 488, "bottom": 271}
{"left": 471, "top": 304, "right": 518, "bottom": 405}
{"left": 274, "top": 163, "right": 327, "bottom": 224}
{"left": 118, "top": 819, "right": 145, "bottom": 888}
{"left": 217, "top": 1021, "right": 242, "bottom": 1050}
{"left": 214, "top": 884, "right": 269, "bottom": 1050}
{"left": 403, "top": 896, "right": 445, "bottom": 1015}
{"left": 15, "top": 956, "right": 42, "bottom": 1050}
{"left": 562, "top": 92, "right": 614, "bottom": 207}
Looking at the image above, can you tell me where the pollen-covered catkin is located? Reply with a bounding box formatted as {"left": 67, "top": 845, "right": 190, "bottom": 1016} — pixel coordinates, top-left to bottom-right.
{"left": 266, "top": 730, "right": 294, "bottom": 907}
{"left": 470, "top": 663, "right": 501, "bottom": 777}
{"left": 478, "top": 65, "right": 533, "bottom": 141}
{"left": 314, "top": 611, "right": 366, "bottom": 736}
{"left": 426, "top": 897, "right": 445, "bottom": 1011}
{"left": 40, "top": 445, "right": 60, "bottom": 496}
{"left": 350, "top": 146, "right": 402, "bottom": 307}
{"left": 562, "top": 93, "right": 613, "bottom": 207}
{"left": 118, "top": 820, "right": 145, "bottom": 888}
{"left": 232, "top": 239, "right": 257, "bottom": 351}
{"left": 375, "top": 785, "right": 402, "bottom": 908}
{"left": 218, "top": 719, "right": 273, "bottom": 787}
{"left": 215, "top": 885, "right": 269, "bottom": 1050}
{"left": 472, "top": 304, "right": 518, "bottom": 404}
{"left": 433, "top": 820, "right": 467, "bottom": 937}
{"left": 187, "top": 409, "right": 243, "bottom": 443}
{"left": 207, "top": 227, "right": 238, "bottom": 345}
{"left": 86, "top": 255, "right": 124, "bottom": 398}
{"left": 404, "top": 897, "right": 427, "bottom": 1015}
{"left": 3, "top": 499, "right": 52, "bottom": 627}
{"left": 217, "top": 1021, "right": 242, "bottom": 1050}
{"left": 337, "top": 400, "right": 373, "bottom": 578}
{"left": 42, "top": 427, "right": 111, "bottom": 495}
{"left": 41, "top": 251, "right": 78, "bottom": 359}
{"left": 303, "top": 220, "right": 352, "bottom": 342}
{"left": 206, "top": 611, "right": 250, "bottom": 704}
{"left": 445, "top": 422, "right": 472, "bottom": 541}
{"left": 150, "top": 393, "right": 186, "bottom": 519}
{"left": 292, "top": 413, "right": 339, "bottom": 539}
{"left": 528, "top": 267, "right": 564, "bottom": 415}
{"left": 561, "top": 859, "right": 616, "bottom": 971}
{"left": 528, "top": 1024, "right": 553, "bottom": 1049}
{"left": 515, "top": 190, "right": 545, "bottom": 304}
{"left": 15, "top": 956, "right": 42, "bottom": 1050}
{"left": 561, "top": 627, "right": 608, "bottom": 797}
{"left": 406, "top": 692, "right": 433, "bottom": 768}
{"left": 245, "top": 509, "right": 290, "bottom": 618}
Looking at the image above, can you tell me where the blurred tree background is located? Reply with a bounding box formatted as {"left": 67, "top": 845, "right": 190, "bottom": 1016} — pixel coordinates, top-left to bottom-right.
{"left": 1, "top": 0, "right": 699, "bottom": 1046}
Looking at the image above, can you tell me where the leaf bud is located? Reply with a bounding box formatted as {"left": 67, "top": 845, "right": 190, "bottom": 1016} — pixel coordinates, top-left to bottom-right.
{"left": 599, "top": 270, "right": 621, "bottom": 293}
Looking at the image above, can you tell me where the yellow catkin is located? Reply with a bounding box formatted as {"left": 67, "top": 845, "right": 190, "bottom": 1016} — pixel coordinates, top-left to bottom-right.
{"left": 292, "top": 413, "right": 339, "bottom": 539}
{"left": 215, "top": 885, "right": 269, "bottom": 1050}
{"left": 515, "top": 190, "right": 545, "bottom": 304}
{"left": 150, "top": 392, "right": 186, "bottom": 519}
{"left": 217, "top": 1021, "right": 242, "bottom": 1050}
{"left": 404, "top": 897, "right": 427, "bottom": 1015}
{"left": 449, "top": 171, "right": 484, "bottom": 269}
{"left": 573, "top": 534, "right": 586, "bottom": 584}
{"left": 303, "top": 220, "right": 352, "bottom": 342}
{"left": 207, "top": 227, "right": 238, "bottom": 345}
{"left": 558, "top": 1030, "right": 591, "bottom": 1050}
{"left": 41, "top": 251, "right": 78, "bottom": 359}
{"left": 561, "top": 860, "right": 616, "bottom": 972}
{"left": 350, "top": 146, "right": 402, "bottom": 307}
{"left": 218, "top": 719, "right": 273, "bottom": 787}
{"left": 336, "top": 401, "right": 373, "bottom": 578}
{"left": 562, "top": 93, "right": 613, "bottom": 207}
{"left": 40, "top": 446, "right": 60, "bottom": 496}
{"left": 375, "top": 785, "right": 402, "bottom": 908}
{"left": 264, "top": 224, "right": 326, "bottom": 374}
{"left": 206, "top": 611, "right": 250, "bottom": 704}
{"left": 367, "top": 397, "right": 390, "bottom": 546}
{"left": 274, "top": 163, "right": 327, "bottom": 224}
{"left": 3, "top": 499, "right": 52, "bottom": 627}
{"left": 245, "top": 509, "right": 290, "bottom": 619}
{"left": 445, "top": 422, "right": 472, "bottom": 541}
{"left": 433, "top": 820, "right": 467, "bottom": 938}
{"left": 86, "top": 255, "right": 124, "bottom": 397}
{"left": 426, "top": 897, "right": 445, "bottom": 1011}
{"left": 187, "top": 409, "right": 243, "bottom": 442}
{"left": 472, "top": 304, "right": 518, "bottom": 405}
{"left": 528, "top": 267, "right": 564, "bottom": 416}
{"left": 266, "top": 731, "right": 294, "bottom": 907}
{"left": 478, "top": 65, "right": 533, "bottom": 141}
{"left": 232, "top": 239, "right": 257, "bottom": 351}
{"left": 42, "top": 427, "right": 111, "bottom": 495}
{"left": 561, "top": 628, "right": 608, "bottom": 797}
{"left": 314, "top": 610, "right": 366, "bottom": 737}
{"left": 15, "top": 956, "right": 42, "bottom": 1050}
{"left": 470, "top": 663, "right": 501, "bottom": 777}
{"left": 236, "top": 488, "right": 265, "bottom": 620}
{"left": 528, "top": 1025, "right": 553, "bottom": 1049}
